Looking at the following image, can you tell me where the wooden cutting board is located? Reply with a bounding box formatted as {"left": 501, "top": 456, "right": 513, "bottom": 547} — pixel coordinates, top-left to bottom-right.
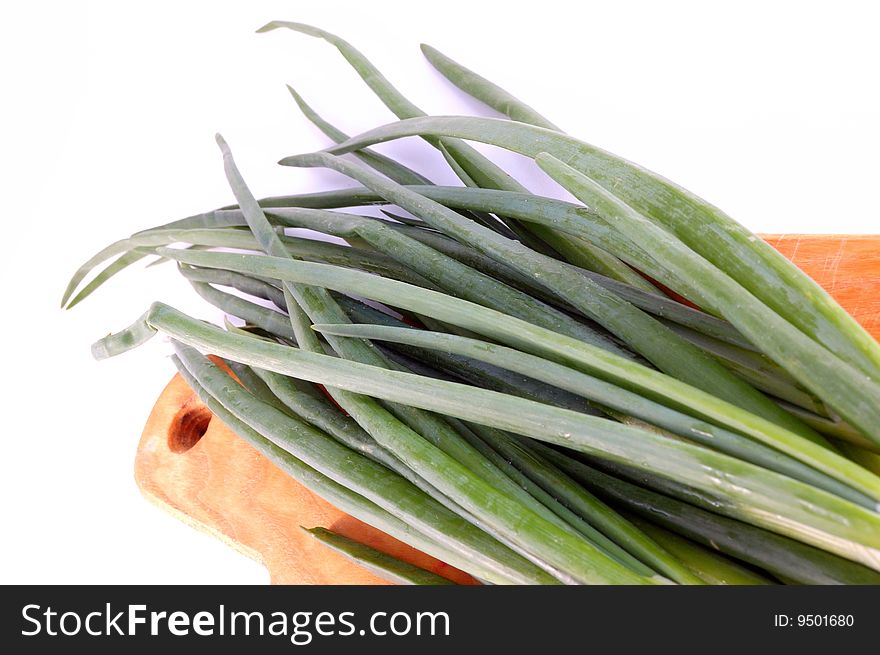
{"left": 134, "top": 235, "right": 880, "bottom": 584}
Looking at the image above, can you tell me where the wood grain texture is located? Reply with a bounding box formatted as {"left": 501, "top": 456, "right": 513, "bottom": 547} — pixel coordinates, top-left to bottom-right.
{"left": 134, "top": 235, "right": 879, "bottom": 584}
{"left": 763, "top": 235, "right": 880, "bottom": 338}
{"left": 135, "top": 365, "right": 474, "bottom": 585}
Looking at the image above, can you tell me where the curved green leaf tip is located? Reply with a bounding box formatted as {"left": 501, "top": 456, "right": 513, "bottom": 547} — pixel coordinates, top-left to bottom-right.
{"left": 255, "top": 20, "right": 282, "bottom": 34}
{"left": 215, "top": 132, "right": 229, "bottom": 153}
{"left": 255, "top": 21, "right": 327, "bottom": 39}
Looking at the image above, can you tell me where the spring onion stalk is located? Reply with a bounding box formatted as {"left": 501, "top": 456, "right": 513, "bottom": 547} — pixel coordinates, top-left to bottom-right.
{"left": 313, "top": 114, "right": 880, "bottom": 381}
{"left": 64, "top": 207, "right": 266, "bottom": 308}
{"left": 286, "top": 86, "right": 431, "bottom": 186}
{"left": 134, "top": 194, "right": 739, "bottom": 349}
{"left": 284, "top": 292, "right": 587, "bottom": 584}
{"left": 181, "top": 304, "right": 651, "bottom": 583}
{"left": 228, "top": 185, "right": 682, "bottom": 299}
{"left": 302, "top": 527, "right": 458, "bottom": 585}
{"left": 420, "top": 43, "right": 560, "bottom": 131}
{"left": 287, "top": 85, "right": 518, "bottom": 239}
{"left": 402, "top": 347, "right": 594, "bottom": 411}
{"left": 63, "top": 249, "right": 151, "bottom": 309}
{"left": 536, "top": 153, "right": 880, "bottom": 446}
{"left": 260, "top": 20, "right": 560, "bottom": 257}
{"left": 91, "top": 302, "right": 880, "bottom": 570}
{"left": 449, "top": 420, "right": 676, "bottom": 581}
{"left": 465, "top": 424, "right": 702, "bottom": 584}
{"left": 186, "top": 267, "right": 594, "bottom": 417}
{"left": 335, "top": 295, "right": 739, "bottom": 420}
{"left": 778, "top": 405, "right": 880, "bottom": 452}
{"left": 377, "top": 347, "right": 457, "bottom": 382}
{"left": 215, "top": 134, "right": 653, "bottom": 584}
{"left": 224, "top": 334, "right": 503, "bottom": 527}
{"left": 372, "top": 215, "right": 747, "bottom": 349}
{"left": 660, "top": 321, "right": 828, "bottom": 417}
{"left": 532, "top": 442, "right": 880, "bottom": 585}
{"left": 259, "top": 21, "right": 654, "bottom": 288}
{"left": 837, "top": 443, "right": 880, "bottom": 477}
{"left": 179, "top": 265, "right": 287, "bottom": 310}
{"left": 434, "top": 142, "right": 547, "bottom": 241}
{"left": 389, "top": 299, "right": 819, "bottom": 427}
{"left": 622, "top": 518, "right": 774, "bottom": 585}
{"left": 280, "top": 152, "right": 828, "bottom": 445}
{"left": 662, "top": 323, "right": 795, "bottom": 385}
{"left": 720, "top": 359, "right": 830, "bottom": 419}
{"left": 230, "top": 280, "right": 601, "bottom": 428}
{"left": 65, "top": 22, "right": 880, "bottom": 586}
{"left": 217, "top": 137, "right": 637, "bottom": 581}
{"left": 423, "top": 37, "right": 791, "bottom": 423}
{"left": 61, "top": 224, "right": 440, "bottom": 309}
{"left": 378, "top": 210, "right": 439, "bottom": 229}
{"left": 334, "top": 295, "right": 599, "bottom": 414}
{"left": 191, "top": 280, "right": 298, "bottom": 340}
{"left": 372, "top": 341, "right": 628, "bottom": 555}
{"left": 222, "top": 359, "right": 298, "bottom": 415}
{"left": 169, "top": 352, "right": 549, "bottom": 585}
{"left": 263, "top": 206, "right": 629, "bottom": 356}
{"left": 312, "top": 322, "right": 873, "bottom": 508}
{"left": 249, "top": 365, "right": 425, "bottom": 478}
{"left": 224, "top": 320, "right": 281, "bottom": 345}
{"left": 240, "top": 184, "right": 653, "bottom": 265}
{"left": 154, "top": 248, "right": 880, "bottom": 511}
{"left": 132, "top": 188, "right": 716, "bottom": 340}
{"left": 434, "top": 142, "right": 565, "bottom": 256}
{"left": 417, "top": 43, "right": 667, "bottom": 292}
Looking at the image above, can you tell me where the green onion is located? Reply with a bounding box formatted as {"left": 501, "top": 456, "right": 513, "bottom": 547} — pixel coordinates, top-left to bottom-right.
{"left": 311, "top": 322, "right": 873, "bottom": 508}
{"left": 67, "top": 22, "right": 880, "bottom": 585}
{"left": 264, "top": 206, "right": 629, "bottom": 355}
{"left": 169, "top": 353, "right": 549, "bottom": 584}
{"left": 153, "top": 248, "right": 880, "bottom": 509}
{"left": 260, "top": 21, "right": 652, "bottom": 288}
{"left": 447, "top": 420, "right": 671, "bottom": 580}
{"left": 177, "top": 306, "right": 653, "bottom": 584}
{"left": 624, "top": 517, "right": 774, "bottom": 585}
{"left": 143, "top": 190, "right": 744, "bottom": 347}
{"left": 310, "top": 113, "right": 880, "bottom": 380}
{"left": 286, "top": 85, "right": 431, "bottom": 186}
{"left": 280, "top": 152, "right": 828, "bottom": 445}
{"left": 420, "top": 43, "right": 560, "bottom": 131}
{"left": 213, "top": 134, "right": 655, "bottom": 584}
{"left": 61, "top": 224, "right": 438, "bottom": 309}
{"left": 286, "top": 84, "right": 520, "bottom": 239}
{"left": 92, "top": 302, "right": 880, "bottom": 569}
{"left": 331, "top": 294, "right": 598, "bottom": 414}
{"left": 533, "top": 442, "right": 880, "bottom": 585}
{"left": 462, "top": 423, "right": 703, "bottom": 584}
{"left": 230, "top": 185, "right": 679, "bottom": 294}
{"left": 302, "top": 527, "right": 458, "bottom": 585}
{"left": 536, "top": 152, "right": 880, "bottom": 445}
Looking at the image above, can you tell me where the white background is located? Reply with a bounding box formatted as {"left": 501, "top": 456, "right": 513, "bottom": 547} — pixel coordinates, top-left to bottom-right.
{"left": 2, "top": 0, "right": 878, "bottom": 583}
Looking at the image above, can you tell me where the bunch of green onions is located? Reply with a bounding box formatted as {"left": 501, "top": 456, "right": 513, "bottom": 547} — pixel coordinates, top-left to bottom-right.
{"left": 64, "top": 21, "right": 880, "bottom": 585}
